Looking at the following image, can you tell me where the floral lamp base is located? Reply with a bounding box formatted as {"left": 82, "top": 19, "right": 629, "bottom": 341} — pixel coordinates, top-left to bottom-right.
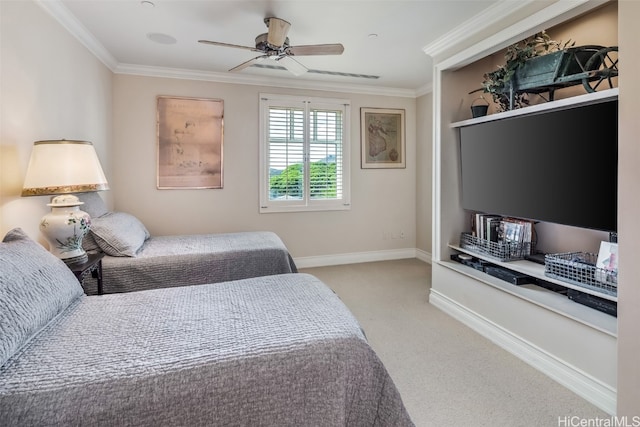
{"left": 40, "top": 195, "right": 91, "bottom": 265}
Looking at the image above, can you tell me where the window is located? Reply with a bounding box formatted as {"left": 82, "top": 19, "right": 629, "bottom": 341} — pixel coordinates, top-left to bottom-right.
{"left": 259, "top": 94, "right": 350, "bottom": 213}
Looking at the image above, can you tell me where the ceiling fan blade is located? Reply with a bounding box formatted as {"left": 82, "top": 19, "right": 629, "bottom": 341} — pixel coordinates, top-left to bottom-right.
{"left": 287, "top": 43, "right": 345, "bottom": 56}
{"left": 265, "top": 17, "right": 290, "bottom": 48}
{"left": 276, "top": 56, "right": 308, "bottom": 76}
{"left": 229, "top": 55, "right": 267, "bottom": 72}
{"left": 198, "top": 39, "right": 261, "bottom": 53}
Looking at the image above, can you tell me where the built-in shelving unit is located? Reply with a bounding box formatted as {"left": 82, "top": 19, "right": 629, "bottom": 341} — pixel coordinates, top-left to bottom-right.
{"left": 442, "top": 88, "right": 619, "bottom": 335}
{"left": 430, "top": 7, "right": 619, "bottom": 410}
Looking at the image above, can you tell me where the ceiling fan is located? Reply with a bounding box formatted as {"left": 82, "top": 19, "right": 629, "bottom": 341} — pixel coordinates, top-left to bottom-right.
{"left": 198, "top": 17, "right": 344, "bottom": 76}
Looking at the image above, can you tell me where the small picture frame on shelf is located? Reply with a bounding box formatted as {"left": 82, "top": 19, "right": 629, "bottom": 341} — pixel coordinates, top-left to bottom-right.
{"left": 595, "top": 241, "right": 618, "bottom": 285}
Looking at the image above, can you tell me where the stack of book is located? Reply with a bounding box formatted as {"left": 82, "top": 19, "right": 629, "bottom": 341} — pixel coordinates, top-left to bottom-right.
{"left": 473, "top": 213, "right": 533, "bottom": 247}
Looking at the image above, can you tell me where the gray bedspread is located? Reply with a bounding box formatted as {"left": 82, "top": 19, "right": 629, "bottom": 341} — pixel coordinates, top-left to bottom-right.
{"left": 85, "top": 231, "right": 297, "bottom": 295}
{"left": 0, "top": 273, "right": 413, "bottom": 426}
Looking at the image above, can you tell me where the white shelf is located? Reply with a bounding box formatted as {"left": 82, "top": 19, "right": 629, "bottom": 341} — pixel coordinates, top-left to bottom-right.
{"left": 439, "top": 257, "right": 617, "bottom": 337}
{"left": 449, "top": 243, "right": 617, "bottom": 302}
{"left": 450, "top": 88, "right": 618, "bottom": 128}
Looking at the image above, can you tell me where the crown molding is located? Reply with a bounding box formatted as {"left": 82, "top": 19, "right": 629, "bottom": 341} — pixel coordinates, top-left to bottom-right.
{"left": 436, "top": 0, "right": 610, "bottom": 72}
{"left": 422, "top": 0, "right": 535, "bottom": 59}
{"left": 114, "top": 63, "right": 419, "bottom": 98}
{"left": 35, "top": 0, "right": 118, "bottom": 71}
{"left": 416, "top": 82, "right": 433, "bottom": 97}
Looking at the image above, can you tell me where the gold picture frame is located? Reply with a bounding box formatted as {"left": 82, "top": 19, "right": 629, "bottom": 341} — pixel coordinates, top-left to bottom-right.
{"left": 360, "top": 107, "right": 405, "bottom": 169}
{"left": 157, "top": 96, "right": 224, "bottom": 189}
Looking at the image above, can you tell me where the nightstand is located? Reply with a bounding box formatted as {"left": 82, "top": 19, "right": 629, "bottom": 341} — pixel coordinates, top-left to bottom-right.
{"left": 68, "top": 251, "right": 105, "bottom": 295}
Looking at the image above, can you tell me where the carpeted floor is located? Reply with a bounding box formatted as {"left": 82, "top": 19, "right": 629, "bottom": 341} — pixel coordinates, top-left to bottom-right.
{"left": 301, "top": 258, "right": 609, "bottom": 427}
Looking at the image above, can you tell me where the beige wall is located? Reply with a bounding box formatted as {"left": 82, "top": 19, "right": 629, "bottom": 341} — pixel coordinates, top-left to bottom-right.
{"left": 616, "top": 0, "right": 640, "bottom": 416}
{"left": 112, "top": 75, "right": 418, "bottom": 259}
{"left": 416, "top": 92, "right": 432, "bottom": 256}
{"left": 0, "top": 1, "right": 113, "bottom": 243}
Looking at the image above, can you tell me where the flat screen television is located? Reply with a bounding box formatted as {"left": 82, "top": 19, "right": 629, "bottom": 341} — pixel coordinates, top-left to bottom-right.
{"left": 459, "top": 98, "right": 618, "bottom": 232}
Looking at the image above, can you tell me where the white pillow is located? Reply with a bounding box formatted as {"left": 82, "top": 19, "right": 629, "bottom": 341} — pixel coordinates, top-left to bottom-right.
{"left": 89, "top": 212, "right": 150, "bottom": 257}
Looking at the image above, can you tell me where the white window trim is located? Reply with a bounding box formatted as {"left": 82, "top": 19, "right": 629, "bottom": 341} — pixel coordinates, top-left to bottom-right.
{"left": 259, "top": 93, "right": 351, "bottom": 213}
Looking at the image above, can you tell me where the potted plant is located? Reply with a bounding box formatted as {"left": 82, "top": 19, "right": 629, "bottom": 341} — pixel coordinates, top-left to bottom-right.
{"left": 481, "top": 31, "right": 573, "bottom": 112}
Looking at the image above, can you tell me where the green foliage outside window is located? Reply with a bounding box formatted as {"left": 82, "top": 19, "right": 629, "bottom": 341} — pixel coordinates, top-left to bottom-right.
{"left": 270, "top": 161, "right": 336, "bottom": 199}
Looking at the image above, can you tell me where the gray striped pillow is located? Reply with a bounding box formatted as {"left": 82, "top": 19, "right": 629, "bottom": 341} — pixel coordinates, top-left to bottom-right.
{"left": 89, "top": 212, "right": 150, "bottom": 257}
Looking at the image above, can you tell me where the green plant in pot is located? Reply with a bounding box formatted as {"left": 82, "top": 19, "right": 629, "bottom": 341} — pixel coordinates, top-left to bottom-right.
{"left": 482, "top": 31, "right": 573, "bottom": 112}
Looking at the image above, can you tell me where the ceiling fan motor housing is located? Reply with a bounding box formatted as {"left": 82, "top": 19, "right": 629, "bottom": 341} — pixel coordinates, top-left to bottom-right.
{"left": 255, "top": 33, "right": 290, "bottom": 52}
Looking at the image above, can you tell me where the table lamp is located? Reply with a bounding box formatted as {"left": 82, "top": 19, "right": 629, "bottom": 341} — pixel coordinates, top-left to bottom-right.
{"left": 21, "top": 140, "right": 109, "bottom": 264}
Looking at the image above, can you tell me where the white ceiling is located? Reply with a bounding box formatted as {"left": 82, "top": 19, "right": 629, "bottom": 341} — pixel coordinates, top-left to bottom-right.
{"left": 45, "top": 0, "right": 502, "bottom": 95}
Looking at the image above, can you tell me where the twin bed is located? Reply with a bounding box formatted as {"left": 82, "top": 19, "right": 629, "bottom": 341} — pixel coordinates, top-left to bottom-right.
{"left": 75, "top": 193, "right": 297, "bottom": 294}
{"left": 92, "top": 230, "right": 297, "bottom": 294}
{"left": 0, "top": 215, "right": 413, "bottom": 425}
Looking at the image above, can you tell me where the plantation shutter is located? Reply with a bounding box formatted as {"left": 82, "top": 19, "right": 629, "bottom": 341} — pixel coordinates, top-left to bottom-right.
{"left": 309, "top": 108, "right": 343, "bottom": 200}
{"left": 260, "top": 94, "right": 350, "bottom": 213}
{"left": 267, "top": 106, "right": 305, "bottom": 200}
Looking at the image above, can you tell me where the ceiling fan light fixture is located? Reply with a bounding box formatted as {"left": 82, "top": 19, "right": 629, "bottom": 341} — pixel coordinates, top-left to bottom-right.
{"left": 265, "top": 17, "right": 291, "bottom": 48}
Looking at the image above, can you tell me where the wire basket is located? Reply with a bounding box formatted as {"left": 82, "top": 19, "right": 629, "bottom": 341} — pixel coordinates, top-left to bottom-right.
{"left": 459, "top": 232, "right": 532, "bottom": 262}
{"left": 544, "top": 252, "right": 617, "bottom": 297}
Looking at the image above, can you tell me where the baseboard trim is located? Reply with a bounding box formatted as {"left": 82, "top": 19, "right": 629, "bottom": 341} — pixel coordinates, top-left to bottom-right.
{"left": 415, "top": 248, "right": 432, "bottom": 264}
{"left": 294, "top": 248, "right": 426, "bottom": 269}
{"left": 429, "top": 289, "right": 617, "bottom": 415}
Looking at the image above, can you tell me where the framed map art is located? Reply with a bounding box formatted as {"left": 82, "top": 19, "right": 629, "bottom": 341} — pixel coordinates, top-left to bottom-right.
{"left": 360, "top": 107, "right": 405, "bottom": 169}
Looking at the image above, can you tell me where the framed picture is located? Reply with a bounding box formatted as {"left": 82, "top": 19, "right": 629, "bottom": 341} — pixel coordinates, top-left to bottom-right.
{"left": 361, "top": 107, "right": 405, "bottom": 169}
{"left": 157, "top": 96, "right": 224, "bottom": 189}
{"left": 595, "top": 241, "right": 618, "bottom": 285}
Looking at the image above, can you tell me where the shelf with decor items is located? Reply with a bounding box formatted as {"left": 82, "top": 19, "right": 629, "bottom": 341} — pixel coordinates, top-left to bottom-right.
{"left": 447, "top": 241, "right": 617, "bottom": 334}
{"left": 451, "top": 240, "right": 617, "bottom": 302}
{"left": 451, "top": 87, "right": 618, "bottom": 128}
{"left": 440, "top": 252, "right": 617, "bottom": 337}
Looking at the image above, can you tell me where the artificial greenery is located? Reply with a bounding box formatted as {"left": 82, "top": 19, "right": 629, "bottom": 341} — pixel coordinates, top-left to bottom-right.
{"left": 482, "top": 31, "right": 574, "bottom": 112}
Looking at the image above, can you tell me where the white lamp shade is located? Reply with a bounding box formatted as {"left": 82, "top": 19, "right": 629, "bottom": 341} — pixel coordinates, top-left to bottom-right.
{"left": 22, "top": 140, "right": 109, "bottom": 196}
